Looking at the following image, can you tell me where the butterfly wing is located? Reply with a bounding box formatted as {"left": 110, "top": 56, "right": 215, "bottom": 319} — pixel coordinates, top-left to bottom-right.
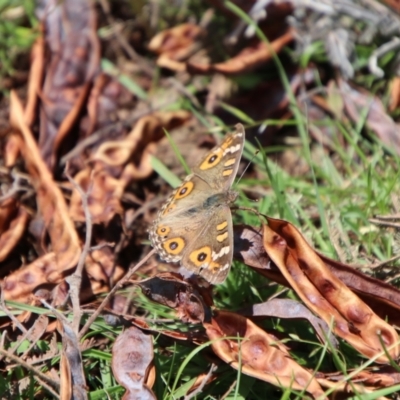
{"left": 149, "top": 123, "right": 245, "bottom": 284}
{"left": 192, "top": 123, "right": 245, "bottom": 191}
{"left": 180, "top": 205, "right": 234, "bottom": 284}
{"left": 149, "top": 174, "right": 214, "bottom": 262}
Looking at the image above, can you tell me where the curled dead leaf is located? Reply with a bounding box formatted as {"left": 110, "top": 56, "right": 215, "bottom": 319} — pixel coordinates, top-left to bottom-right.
{"left": 3, "top": 253, "right": 59, "bottom": 301}
{"left": 149, "top": 23, "right": 204, "bottom": 71}
{"left": 234, "top": 224, "right": 400, "bottom": 326}
{"left": 69, "top": 111, "right": 191, "bottom": 223}
{"left": 239, "top": 298, "right": 338, "bottom": 347}
{"left": 4, "top": 134, "right": 23, "bottom": 167}
{"left": 389, "top": 76, "right": 400, "bottom": 111}
{"left": 138, "top": 272, "right": 211, "bottom": 323}
{"left": 4, "top": 92, "right": 82, "bottom": 303}
{"left": 10, "top": 91, "right": 81, "bottom": 273}
{"left": 37, "top": 0, "right": 100, "bottom": 170}
{"left": 91, "top": 110, "right": 191, "bottom": 168}
{"left": 0, "top": 202, "right": 29, "bottom": 262}
{"left": 112, "top": 327, "right": 156, "bottom": 400}
{"left": 339, "top": 80, "right": 400, "bottom": 155}
{"left": 189, "top": 29, "right": 294, "bottom": 75}
{"left": 24, "top": 36, "right": 45, "bottom": 127}
{"left": 69, "top": 167, "right": 125, "bottom": 224}
{"left": 263, "top": 218, "right": 399, "bottom": 363}
{"left": 204, "top": 311, "right": 326, "bottom": 399}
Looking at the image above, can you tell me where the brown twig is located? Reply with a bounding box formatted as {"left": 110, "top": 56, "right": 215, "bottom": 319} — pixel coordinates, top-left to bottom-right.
{"left": 369, "top": 37, "right": 400, "bottom": 78}
{"left": 0, "top": 167, "right": 31, "bottom": 202}
{"left": 79, "top": 248, "right": 156, "bottom": 339}
{"left": 90, "top": 242, "right": 115, "bottom": 252}
{"left": 184, "top": 363, "right": 217, "bottom": 400}
{"left": 386, "top": 271, "right": 400, "bottom": 284}
{"left": 0, "top": 347, "right": 60, "bottom": 391}
{"left": 370, "top": 218, "right": 400, "bottom": 229}
{"left": 220, "top": 379, "right": 237, "bottom": 400}
{"left": 0, "top": 284, "right": 28, "bottom": 335}
{"left": 34, "top": 376, "right": 60, "bottom": 399}
{"left": 373, "top": 214, "right": 400, "bottom": 220}
{"left": 64, "top": 167, "right": 94, "bottom": 334}
{"left": 39, "top": 299, "right": 87, "bottom": 399}
{"left": 369, "top": 254, "right": 400, "bottom": 270}
{"left": 9, "top": 322, "right": 38, "bottom": 357}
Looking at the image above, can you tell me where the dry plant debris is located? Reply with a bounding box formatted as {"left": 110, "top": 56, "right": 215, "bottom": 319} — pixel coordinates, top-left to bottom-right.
{"left": 112, "top": 326, "right": 156, "bottom": 400}
{"left": 1, "top": 0, "right": 400, "bottom": 398}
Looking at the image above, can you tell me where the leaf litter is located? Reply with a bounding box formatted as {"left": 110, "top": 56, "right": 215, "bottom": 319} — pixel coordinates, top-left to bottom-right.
{"left": 1, "top": 0, "right": 400, "bottom": 398}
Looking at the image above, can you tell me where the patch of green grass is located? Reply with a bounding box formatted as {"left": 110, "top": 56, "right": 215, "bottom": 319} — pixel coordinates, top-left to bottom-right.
{"left": 0, "top": 1, "right": 37, "bottom": 81}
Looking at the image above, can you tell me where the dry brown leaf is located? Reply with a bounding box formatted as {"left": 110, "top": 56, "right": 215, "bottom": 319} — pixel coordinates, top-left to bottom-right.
{"left": 38, "top": 0, "right": 100, "bottom": 170}
{"left": 10, "top": 92, "right": 81, "bottom": 269}
{"left": 204, "top": 311, "right": 326, "bottom": 399}
{"left": 389, "top": 76, "right": 400, "bottom": 111}
{"left": 4, "top": 134, "right": 23, "bottom": 166}
{"left": 60, "top": 351, "right": 72, "bottom": 400}
{"left": 234, "top": 224, "right": 400, "bottom": 325}
{"left": 84, "top": 246, "right": 125, "bottom": 296}
{"left": 263, "top": 218, "right": 399, "bottom": 363}
{"left": 148, "top": 23, "right": 204, "bottom": 71}
{"left": 91, "top": 110, "right": 191, "bottom": 168}
{"left": 0, "top": 198, "right": 18, "bottom": 234}
{"left": 85, "top": 73, "right": 135, "bottom": 137}
{"left": 4, "top": 92, "right": 81, "bottom": 302}
{"left": 69, "top": 110, "right": 191, "bottom": 223}
{"left": 339, "top": 80, "right": 400, "bottom": 154}
{"left": 24, "top": 36, "right": 45, "bottom": 126}
{"left": 112, "top": 326, "right": 156, "bottom": 400}
{"left": 239, "top": 298, "right": 338, "bottom": 347}
{"left": 318, "top": 253, "right": 400, "bottom": 325}
{"left": 189, "top": 29, "right": 294, "bottom": 75}
{"left": 0, "top": 196, "right": 29, "bottom": 261}
{"left": 380, "top": 0, "right": 400, "bottom": 13}
{"left": 20, "top": 315, "right": 49, "bottom": 357}
{"left": 3, "top": 253, "right": 57, "bottom": 302}
{"left": 69, "top": 167, "right": 124, "bottom": 224}
{"left": 0, "top": 206, "right": 29, "bottom": 262}
{"left": 138, "top": 272, "right": 211, "bottom": 323}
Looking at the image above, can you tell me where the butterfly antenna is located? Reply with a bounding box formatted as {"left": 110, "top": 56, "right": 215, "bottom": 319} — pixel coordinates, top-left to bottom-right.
{"left": 236, "top": 150, "right": 259, "bottom": 186}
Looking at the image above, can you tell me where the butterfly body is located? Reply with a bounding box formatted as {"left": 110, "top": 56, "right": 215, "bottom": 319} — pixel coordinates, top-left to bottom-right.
{"left": 149, "top": 124, "right": 245, "bottom": 284}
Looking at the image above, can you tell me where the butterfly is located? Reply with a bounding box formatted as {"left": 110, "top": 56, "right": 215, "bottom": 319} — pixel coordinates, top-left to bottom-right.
{"left": 149, "top": 124, "right": 245, "bottom": 284}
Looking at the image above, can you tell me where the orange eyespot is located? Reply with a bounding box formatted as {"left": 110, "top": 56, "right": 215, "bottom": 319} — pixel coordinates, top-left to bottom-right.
{"left": 199, "top": 149, "right": 222, "bottom": 170}
{"left": 163, "top": 237, "right": 185, "bottom": 255}
{"left": 211, "top": 262, "right": 222, "bottom": 272}
{"left": 174, "top": 181, "right": 194, "bottom": 199}
{"left": 157, "top": 225, "right": 170, "bottom": 236}
{"left": 189, "top": 246, "right": 212, "bottom": 266}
